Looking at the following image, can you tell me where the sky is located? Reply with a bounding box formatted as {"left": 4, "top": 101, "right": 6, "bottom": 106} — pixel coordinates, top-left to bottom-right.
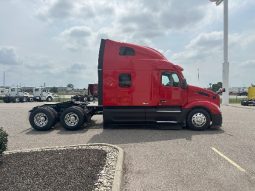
{"left": 0, "top": 0, "right": 255, "bottom": 88}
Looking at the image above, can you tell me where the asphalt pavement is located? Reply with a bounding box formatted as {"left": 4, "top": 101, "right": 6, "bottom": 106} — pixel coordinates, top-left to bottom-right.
{"left": 0, "top": 103, "right": 255, "bottom": 191}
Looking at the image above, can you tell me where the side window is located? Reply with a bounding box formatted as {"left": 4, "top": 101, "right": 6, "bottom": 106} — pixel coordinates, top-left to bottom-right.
{"left": 161, "top": 72, "right": 180, "bottom": 87}
{"left": 119, "top": 73, "right": 131, "bottom": 88}
{"left": 161, "top": 73, "right": 171, "bottom": 86}
{"left": 172, "top": 73, "right": 180, "bottom": 87}
{"left": 119, "top": 46, "right": 135, "bottom": 56}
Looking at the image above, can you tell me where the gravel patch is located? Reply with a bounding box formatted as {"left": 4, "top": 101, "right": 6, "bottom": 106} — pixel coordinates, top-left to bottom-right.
{"left": 0, "top": 145, "right": 120, "bottom": 191}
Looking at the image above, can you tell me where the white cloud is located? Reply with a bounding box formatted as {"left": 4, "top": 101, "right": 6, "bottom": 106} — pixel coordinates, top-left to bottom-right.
{"left": 59, "top": 26, "right": 94, "bottom": 51}
{"left": 0, "top": 47, "right": 21, "bottom": 65}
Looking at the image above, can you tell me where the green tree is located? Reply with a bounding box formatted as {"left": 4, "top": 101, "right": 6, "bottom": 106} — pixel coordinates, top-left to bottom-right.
{"left": 67, "top": 84, "right": 74, "bottom": 89}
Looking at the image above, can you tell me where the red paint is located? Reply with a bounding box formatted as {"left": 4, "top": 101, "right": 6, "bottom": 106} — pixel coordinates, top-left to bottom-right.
{"left": 102, "top": 39, "right": 221, "bottom": 114}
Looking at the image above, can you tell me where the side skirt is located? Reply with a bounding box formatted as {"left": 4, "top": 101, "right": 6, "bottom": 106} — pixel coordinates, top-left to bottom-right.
{"left": 103, "top": 106, "right": 189, "bottom": 128}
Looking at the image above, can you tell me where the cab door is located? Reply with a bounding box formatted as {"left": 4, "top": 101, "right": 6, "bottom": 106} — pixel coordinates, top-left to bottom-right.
{"left": 159, "top": 71, "right": 184, "bottom": 106}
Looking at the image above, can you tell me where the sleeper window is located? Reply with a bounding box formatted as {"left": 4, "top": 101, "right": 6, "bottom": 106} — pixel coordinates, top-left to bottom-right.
{"left": 119, "top": 47, "right": 135, "bottom": 56}
{"left": 119, "top": 73, "right": 131, "bottom": 88}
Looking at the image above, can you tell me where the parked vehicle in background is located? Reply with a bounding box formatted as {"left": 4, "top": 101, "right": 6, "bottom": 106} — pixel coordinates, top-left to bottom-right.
{"left": 33, "top": 87, "right": 55, "bottom": 102}
{"left": 3, "top": 87, "right": 33, "bottom": 103}
{"left": 237, "top": 91, "right": 248, "bottom": 96}
{"left": 241, "top": 86, "right": 255, "bottom": 106}
{"left": 29, "top": 39, "right": 223, "bottom": 131}
{"left": 88, "top": 84, "right": 98, "bottom": 98}
{"left": 71, "top": 84, "right": 98, "bottom": 102}
{"left": 0, "top": 88, "right": 9, "bottom": 98}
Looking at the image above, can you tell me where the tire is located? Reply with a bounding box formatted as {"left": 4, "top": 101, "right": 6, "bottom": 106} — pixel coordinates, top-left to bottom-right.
{"left": 14, "top": 97, "right": 20, "bottom": 103}
{"left": 3, "top": 97, "right": 10, "bottom": 103}
{"left": 44, "top": 106, "right": 58, "bottom": 125}
{"left": 46, "top": 96, "right": 53, "bottom": 102}
{"left": 23, "top": 97, "right": 27, "bottom": 102}
{"left": 187, "top": 109, "right": 210, "bottom": 131}
{"left": 241, "top": 101, "right": 248, "bottom": 106}
{"left": 29, "top": 107, "right": 55, "bottom": 131}
{"left": 60, "top": 106, "right": 85, "bottom": 130}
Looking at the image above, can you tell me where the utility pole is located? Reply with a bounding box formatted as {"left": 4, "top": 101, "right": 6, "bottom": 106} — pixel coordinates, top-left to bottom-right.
{"left": 210, "top": 0, "right": 229, "bottom": 105}
{"left": 3, "top": 71, "right": 5, "bottom": 87}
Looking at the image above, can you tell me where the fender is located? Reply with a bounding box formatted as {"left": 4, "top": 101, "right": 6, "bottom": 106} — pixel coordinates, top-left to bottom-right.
{"left": 183, "top": 101, "right": 221, "bottom": 115}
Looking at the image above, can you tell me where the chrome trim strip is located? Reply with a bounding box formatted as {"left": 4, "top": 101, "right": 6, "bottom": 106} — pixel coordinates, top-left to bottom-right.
{"left": 156, "top": 121, "right": 178, "bottom": 123}
{"left": 156, "top": 110, "right": 181, "bottom": 113}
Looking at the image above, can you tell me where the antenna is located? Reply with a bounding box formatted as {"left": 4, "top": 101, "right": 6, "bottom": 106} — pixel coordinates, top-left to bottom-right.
{"left": 197, "top": 68, "right": 200, "bottom": 81}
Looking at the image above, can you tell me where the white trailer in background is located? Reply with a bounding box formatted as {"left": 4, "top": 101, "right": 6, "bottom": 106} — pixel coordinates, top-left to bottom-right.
{"left": 33, "top": 87, "right": 54, "bottom": 102}
{"left": 3, "top": 87, "right": 33, "bottom": 103}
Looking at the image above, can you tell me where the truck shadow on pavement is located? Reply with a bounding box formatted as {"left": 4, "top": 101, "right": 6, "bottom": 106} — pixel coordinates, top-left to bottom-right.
{"left": 25, "top": 123, "right": 89, "bottom": 135}
{"left": 25, "top": 121, "right": 224, "bottom": 144}
{"left": 88, "top": 124, "right": 225, "bottom": 145}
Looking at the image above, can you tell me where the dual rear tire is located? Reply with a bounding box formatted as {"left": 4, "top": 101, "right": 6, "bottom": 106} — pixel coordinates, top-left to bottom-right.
{"left": 29, "top": 107, "right": 56, "bottom": 131}
{"left": 29, "top": 106, "right": 87, "bottom": 131}
{"left": 60, "top": 106, "right": 87, "bottom": 130}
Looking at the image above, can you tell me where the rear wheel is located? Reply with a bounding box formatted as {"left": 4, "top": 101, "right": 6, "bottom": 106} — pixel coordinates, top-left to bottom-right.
{"left": 187, "top": 109, "right": 210, "bottom": 131}
{"left": 23, "top": 97, "right": 27, "bottom": 102}
{"left": 14, "top": 97, "right": 20, "bottom": 103}
{"left": 3, "top": 97, "right": 10, "bottom": 103}
{"left": 46, "top": 96, "right": 53, "bottom": 102}
{"left": 29, "top": 107, "right": 55, "bottom": 131}
{"left": 60, "top": 106, "right": 86, "bottom": 130}
{"left": 43, "top": 106, "right": 58, "bottom": 125}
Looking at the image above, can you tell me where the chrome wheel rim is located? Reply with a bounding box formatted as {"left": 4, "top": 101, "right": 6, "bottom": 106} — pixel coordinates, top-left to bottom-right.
{"left": 34, "top": 113, "right": 48, "bottom": 127}
{"left": 191, "top": 113, "right": 206, "bottom": 127}
{"left": 64, "top": 112, "right": 79, "bottom": 126}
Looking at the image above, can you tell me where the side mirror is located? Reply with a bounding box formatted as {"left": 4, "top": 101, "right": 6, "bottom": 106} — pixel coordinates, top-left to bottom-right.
{"left": 217, "top": 88, "right": 225, "bottom": 94}
{"left": 181, "top": 79, "right": 188, "bottom": 89}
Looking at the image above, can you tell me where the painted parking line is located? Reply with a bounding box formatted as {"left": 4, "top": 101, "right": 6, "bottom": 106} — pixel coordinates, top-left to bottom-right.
{"left": 211, "top": 147, "right": 246, "bottom": 173}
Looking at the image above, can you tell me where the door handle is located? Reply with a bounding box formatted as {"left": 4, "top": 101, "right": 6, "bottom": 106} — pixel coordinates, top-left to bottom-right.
{"left": 142, "top": 102, "right": 149, "bottom": 105}
{"left": 160, "top": 100, "right": 167, "bottom": 103}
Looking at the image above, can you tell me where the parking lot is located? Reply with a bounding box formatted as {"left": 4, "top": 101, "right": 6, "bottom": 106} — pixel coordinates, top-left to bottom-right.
{"left": 1, "top": 103, "right": 255, "bottom": 191}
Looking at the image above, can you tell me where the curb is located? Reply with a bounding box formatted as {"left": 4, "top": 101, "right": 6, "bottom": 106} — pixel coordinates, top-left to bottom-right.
{"left": 4, "top": 143, "right": 124, "bottom": 191}
{"left": 110, "top": 144, "right": 124, "bottom": 191}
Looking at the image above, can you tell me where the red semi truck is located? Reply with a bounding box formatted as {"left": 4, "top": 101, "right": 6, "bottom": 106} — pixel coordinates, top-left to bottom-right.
{"left": 29, "top": 39, "right": 223, "bottom": 131}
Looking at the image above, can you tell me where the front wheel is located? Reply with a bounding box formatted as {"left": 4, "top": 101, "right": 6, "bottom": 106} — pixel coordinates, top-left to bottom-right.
{"left": 187, "top": 109, "right": 210, "bottom": 131}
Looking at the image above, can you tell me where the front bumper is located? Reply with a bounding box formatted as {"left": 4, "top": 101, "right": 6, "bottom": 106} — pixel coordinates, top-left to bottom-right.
{"left": 211, "top": 114, "right": 222, "bottom": 128}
